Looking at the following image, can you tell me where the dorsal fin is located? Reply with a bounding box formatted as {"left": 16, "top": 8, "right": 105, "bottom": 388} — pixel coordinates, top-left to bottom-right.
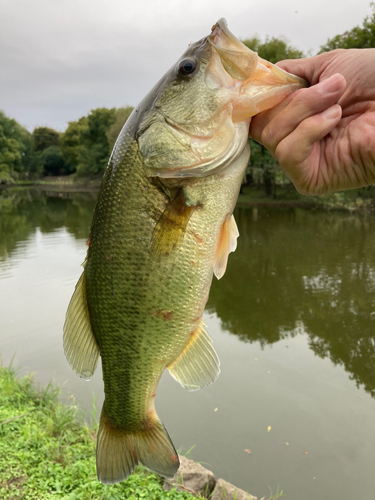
{"left": 168, "top": 319, "right": 220, "bottom": 391}
{"left": 63, "top": 270, "right": 100, "bottom": 380}
{"left": 213, "top": 214, "right": 239, "bottom": 279}
{"left": 151, "top": 189, "right": 196, "bottom": 256}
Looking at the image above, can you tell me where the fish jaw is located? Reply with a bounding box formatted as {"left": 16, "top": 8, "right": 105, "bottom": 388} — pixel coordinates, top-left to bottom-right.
{"left": 207, "top": 18, "right": 308, "bottom": 121}
{"left": 209, "top": 18, "right": 259, "bottom": 82}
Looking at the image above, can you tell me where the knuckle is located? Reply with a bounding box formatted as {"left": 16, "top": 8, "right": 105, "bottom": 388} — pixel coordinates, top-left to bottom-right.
{"left": 274, "top": 142, "right": 289, "bottom": 166}
{"left": 260, "top": 125, "right": 274, "bottom": 149}
{"left": 329, "top": 48, "right": 346, "bottom": 58}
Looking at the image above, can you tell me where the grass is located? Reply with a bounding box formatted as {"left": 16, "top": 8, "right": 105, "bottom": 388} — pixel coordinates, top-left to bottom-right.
{"left": 261, "top": 486, "right": 285, "bottom": 500}
{"left": 0, "top": 362, "right": 199, "bottom": 500}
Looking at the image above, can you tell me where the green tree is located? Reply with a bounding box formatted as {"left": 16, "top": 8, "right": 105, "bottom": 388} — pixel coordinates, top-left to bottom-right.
{"left": 106, "top": 106, "right": 134, "bottom": 149}
{"left": 32, "top": 126, "right": 60, "bottom": 152}
{"left": 320, "top": 3, "right": 375, "bottom": 51}
{"left": 242, "top": 36, "right": 304, "bottom": 63}
{"left": 242, "top": 139, "right": 279, "bottom": 196}
{"left": 31, "top": 126, "right": 68, "bottom": 177}
{"left": 20, "top": 132, "right": 43, "bottom": 178}
{"left": 76, "top": 107, "right": 116, "bottom": 176}
{"left": 60, "top": 117, "right": 88, "bottom": 173}
{"left": 40, "top": 146, "right": 67, "bottom": 176}
{"left": 0, "top": 111, "right": 40, "bottom": 182}
{"left": 0, "top": 112, "right": 23, "bottom": 182}
{"left": 60, "top": 107, "right": 130, "bottom": 176}
{"left": 0, "top": 132, "right": 20, "bottom": 184}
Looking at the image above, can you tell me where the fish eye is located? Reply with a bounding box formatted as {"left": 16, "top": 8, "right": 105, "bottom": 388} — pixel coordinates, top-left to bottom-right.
{"left": 178, "top": 58, "right": 198, "bottom": 77}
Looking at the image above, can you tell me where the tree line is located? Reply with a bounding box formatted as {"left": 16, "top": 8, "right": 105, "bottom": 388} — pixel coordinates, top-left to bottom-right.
{"left": 0, "top": 107, "right": 133, "bottom": 184}
{"left": 1, "top": 4, "right": 374, "bottom": 185}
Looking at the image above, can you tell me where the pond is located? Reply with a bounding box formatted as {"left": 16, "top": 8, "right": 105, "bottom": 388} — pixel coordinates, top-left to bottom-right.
{"left": 1, "top": 187, "right": 374, "bottom": 500}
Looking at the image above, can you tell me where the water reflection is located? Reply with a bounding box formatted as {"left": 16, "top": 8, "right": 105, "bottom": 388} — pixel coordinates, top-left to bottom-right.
{"left": 208, "top": 206, "right": 375, "bottom": 397}
{"left": 0, "top": 188, "right": 96, "bottom": 264}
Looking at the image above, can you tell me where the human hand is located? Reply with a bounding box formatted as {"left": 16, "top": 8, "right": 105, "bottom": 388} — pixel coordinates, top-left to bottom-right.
{"left": 250, "top": 49, "right": 375, "bottom": 195}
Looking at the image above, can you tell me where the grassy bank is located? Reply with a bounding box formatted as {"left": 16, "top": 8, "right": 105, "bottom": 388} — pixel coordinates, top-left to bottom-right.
{"left": 0, "top": 363, "right": 198, "bottom": 500}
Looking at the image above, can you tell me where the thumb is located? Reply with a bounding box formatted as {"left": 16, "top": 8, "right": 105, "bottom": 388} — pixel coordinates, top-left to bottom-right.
{"left": 276, "top": 57, "right": 319, "bottom": 84}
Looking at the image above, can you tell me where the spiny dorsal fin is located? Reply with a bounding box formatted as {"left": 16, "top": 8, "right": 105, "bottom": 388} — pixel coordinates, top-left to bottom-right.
{"left": 213, "top": 214, "right": 239, "bottom": 280}
{"left": 63, "top": 271, "right": 100, "bottom": 380}
{"left": 151, "top": 189, "right": 196, "bottom": 256}
{"left": 168, "top": 319, "right": 220, "bottom": 391}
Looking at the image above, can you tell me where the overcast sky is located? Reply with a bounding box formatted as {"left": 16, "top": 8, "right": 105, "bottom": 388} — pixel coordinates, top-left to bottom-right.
{"left": 1, "top": 0, "right": 372, "bottom": 132}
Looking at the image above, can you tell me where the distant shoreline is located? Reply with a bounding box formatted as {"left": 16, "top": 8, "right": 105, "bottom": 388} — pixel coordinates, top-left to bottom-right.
{"left": 0, "top": 176, "right": 102, "bottom": 192}
{"left": 2, "top": 178, "right": 375, "bottom": 212}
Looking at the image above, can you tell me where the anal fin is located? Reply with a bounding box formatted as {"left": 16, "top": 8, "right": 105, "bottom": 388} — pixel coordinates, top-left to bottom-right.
{"left": 213, "top": 214, "right": 239, "bottom": 280}
{"left": 168, "top": 319, "right": 220, "bottom": 391}
{"left": 63, "top": 270, "right": 100, "bottom": 380}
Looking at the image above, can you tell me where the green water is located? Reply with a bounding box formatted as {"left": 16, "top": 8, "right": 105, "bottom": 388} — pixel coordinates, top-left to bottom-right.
{"left": 1, "top": 188, "right": 374, "bottom": 500}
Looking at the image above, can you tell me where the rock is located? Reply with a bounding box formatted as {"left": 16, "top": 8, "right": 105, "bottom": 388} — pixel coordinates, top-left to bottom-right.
{"left": 211, "top": 478, "right": 258, "bottom": 500}
{"left": 163, "top": 455, "right": 216, "bottom": 497}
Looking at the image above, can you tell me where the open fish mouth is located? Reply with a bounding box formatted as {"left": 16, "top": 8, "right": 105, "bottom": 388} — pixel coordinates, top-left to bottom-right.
{"left": 209, "top": 18, "right": 259, "bottom": 81}
{"left": 209, "top": 17, "right": 307, "bottom": 87}
{"left": 207, "top": 18, "right": 307, "bottom": 119}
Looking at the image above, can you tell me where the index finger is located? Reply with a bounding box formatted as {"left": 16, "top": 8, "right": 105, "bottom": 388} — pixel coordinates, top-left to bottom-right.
{"left": 250, "top": 88, "right": 304, "bottom": 145}
{"left": 250, "top": 73, "right": 347, "bottom": 152}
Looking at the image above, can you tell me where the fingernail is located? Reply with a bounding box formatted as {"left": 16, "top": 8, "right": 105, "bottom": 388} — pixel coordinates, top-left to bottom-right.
{"left": 320, "top": 74, "right": 345, "bottom": 93}
{"left": 321, "top": 105, "right": 341, "bottom": 121}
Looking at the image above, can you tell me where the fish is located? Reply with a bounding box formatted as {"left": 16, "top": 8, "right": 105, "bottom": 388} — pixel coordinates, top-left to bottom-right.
{"left": 63, "top": 18, "right": 306, "bottom": 485}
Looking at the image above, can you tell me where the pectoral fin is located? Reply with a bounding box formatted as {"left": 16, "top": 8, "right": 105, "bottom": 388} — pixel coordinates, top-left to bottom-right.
{"left": 63, "top": 270, "right": 100, "bottom": 380}
{"left": 213, "top": 214, "right": 239, "bottom": 279}
{"left": 152, "top": 189, "right": 196, "bottom": 256}
{"left": 168, "top": 319, "right": 220, "bottom": 391}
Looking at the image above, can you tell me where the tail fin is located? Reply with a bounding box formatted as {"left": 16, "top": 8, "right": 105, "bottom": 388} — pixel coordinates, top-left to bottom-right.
{"left": 96, "top": 406, "right": 180, "bottom": 484}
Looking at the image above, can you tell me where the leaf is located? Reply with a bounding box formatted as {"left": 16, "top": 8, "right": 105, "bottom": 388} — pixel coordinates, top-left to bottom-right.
{"left": 267, "top": 426, "right": 271, "bottom": 432}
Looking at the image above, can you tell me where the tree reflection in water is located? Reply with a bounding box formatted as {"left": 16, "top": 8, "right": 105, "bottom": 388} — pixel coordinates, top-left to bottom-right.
{"left": 0, "top": 188, "right": 96, "bottom": 263}
{"left": 207, "top": 206, "right": 375, "bottom": 398}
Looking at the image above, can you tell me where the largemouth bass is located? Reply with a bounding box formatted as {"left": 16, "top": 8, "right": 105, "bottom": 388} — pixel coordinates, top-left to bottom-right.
{"left": 64, "top": 19, "right": 306, "bottom": 484}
